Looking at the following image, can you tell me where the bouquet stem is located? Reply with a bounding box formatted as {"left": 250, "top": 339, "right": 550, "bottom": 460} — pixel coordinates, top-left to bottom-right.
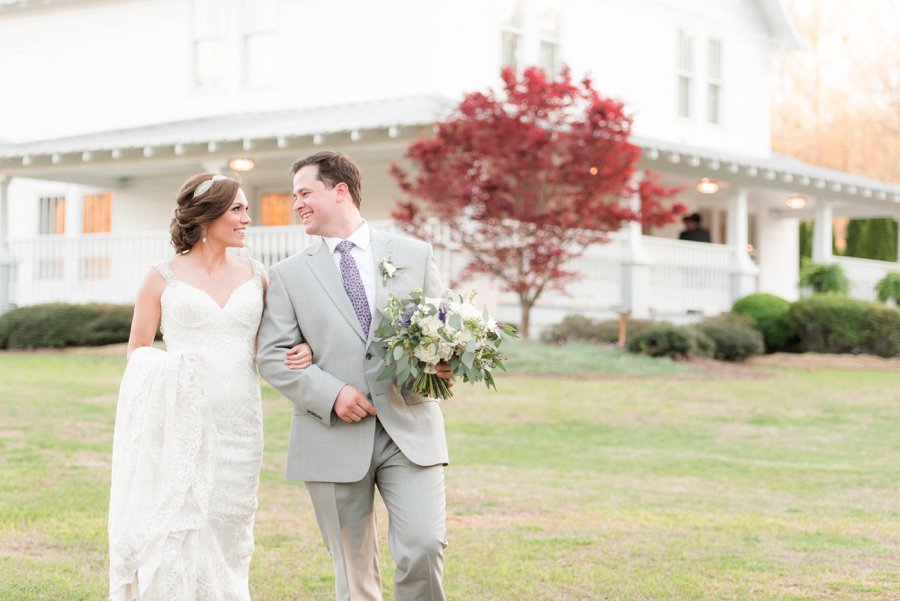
{"left": 412, "top": 372, "right": 453, "bottom": 400}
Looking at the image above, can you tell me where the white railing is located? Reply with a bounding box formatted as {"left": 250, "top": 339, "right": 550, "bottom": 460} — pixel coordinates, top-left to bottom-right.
{"left": 8, "top": 232, "right": 172, "bottom": 306}
{"left": 18, "top": 225, "right": 869, "bottom": 332}
{"left": 833, "top": 256, "right": 898, "bottom": 301}
{"left": 643, "top": 236, "right": 738, "bottom": 316}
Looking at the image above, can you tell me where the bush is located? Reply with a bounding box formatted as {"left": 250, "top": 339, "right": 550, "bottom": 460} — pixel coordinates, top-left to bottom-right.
{"left": 80, "top": 305, "right": 135, "bottom": 346}
{"left": 692, "top": 314, "right": 765, "bottom": 361}
{"left": 627, "top": 325, "right": 714, "bottom": 359}
{"left": 789, "top": 296, "right": 900, "bottom": 357}
{"left": 0, "top": 304, "right": 135, "bottom": 349}
{"left": 799, "top": 261, "right": 850, "bottom": 295}
{"left": 540, "top": 314, "right": 657, "bottom": 345}
{"left": 732, "top": 293, "right": 796, "bottom": 352}
{"left": 875, "top": 271, "right": 900, "bottom": 304}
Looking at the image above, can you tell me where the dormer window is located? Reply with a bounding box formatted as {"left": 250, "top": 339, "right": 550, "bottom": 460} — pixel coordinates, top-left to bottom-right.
{"left": 707, "top": 38, "right": 723, "bottom": 124}
{"left": 677, "top": 30, "right": 694, "bottom": 118}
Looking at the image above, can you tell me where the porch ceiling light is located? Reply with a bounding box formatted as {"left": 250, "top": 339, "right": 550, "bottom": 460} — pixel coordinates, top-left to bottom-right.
{"left": 696, "top": 178, "right": 719, "bottom": 194}
{"left": 785, "top": 193, "right": 807, "bottom": 209}
{"left": 229, "top": 158, "right": 255, "bottom": 172}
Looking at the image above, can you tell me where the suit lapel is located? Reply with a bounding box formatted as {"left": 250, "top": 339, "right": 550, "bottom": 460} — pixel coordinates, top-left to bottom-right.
{"left": 367, "top": 229, "right": 394, "bottom": 347}
{"left": 306, "top": 239, "right": 366, "bottom": 341}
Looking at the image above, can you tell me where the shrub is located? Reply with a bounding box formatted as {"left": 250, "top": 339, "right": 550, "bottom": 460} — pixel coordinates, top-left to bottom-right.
{"left": 627, "top": 325, "right": 714, "bottom": 359}
{"left": 540, "top": 314, "right": 657, "bottom": 345}
{"left": 0, "top": 303, "right": 135, "bottom": 349}
{"left": 692, "top": 314, "right": 765, "bottom": 361}
{"left": 80, "top": 305, "right": 135, "bottom": 346}
{"left": 875, "top": 271, "right": 900, "bottom": 304}
{"left": 799, "top": 261, "right": 850, "bottom": 295}
{"left": 860, "top": 303, "right": 900, "bottom": 358}
{"left": 732, "top": 293, "right": 795, "bottom": 352}
{"left": 540, "top": 315, "right": 601, "bottom": 344}
{"left": 789, "top": 296, "right": 900, "bottom": 357}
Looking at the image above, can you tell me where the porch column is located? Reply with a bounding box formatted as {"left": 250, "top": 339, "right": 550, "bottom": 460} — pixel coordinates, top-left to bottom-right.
{"left": 65, "top": 183, "right": 84, "bottom": 235}
{"left": 896, "top": 214, "right": 900, "bottom": 262}
{"left": 727, "top": 187, "right": 758, "bottom": 301}
{"left": 811, "top": 199, "right": 833, "bottom": 263}
{"left": 621, "top": 184, "right": 651, "bottom": 318}
{"left": 63, "top": 184, "right": 85, "bottom": 294}
{"left": 0, "top": 175, "right": 11, "bottom": 311}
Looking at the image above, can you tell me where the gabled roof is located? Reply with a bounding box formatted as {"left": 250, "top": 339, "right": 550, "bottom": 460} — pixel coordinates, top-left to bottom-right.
{"left": 0, "top": 95, "right": 455, "bottom": 158}
{"left": 757, "top": 0, "right": 803, "bottom": 51}
{"left": 0, "top": 95, "right": 896, "bottom": 209}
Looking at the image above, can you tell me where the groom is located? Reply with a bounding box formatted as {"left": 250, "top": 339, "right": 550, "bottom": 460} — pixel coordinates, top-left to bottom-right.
{"left": 257, "top": 151, "right": 450, "bottom": 601}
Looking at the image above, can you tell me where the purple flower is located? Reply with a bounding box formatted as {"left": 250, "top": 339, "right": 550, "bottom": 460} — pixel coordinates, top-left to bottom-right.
{"left": 438, "top": 299, "right": 451, "bottom": 323}
{"left": 400, "top": 303, "right": 417, "bottom": 327}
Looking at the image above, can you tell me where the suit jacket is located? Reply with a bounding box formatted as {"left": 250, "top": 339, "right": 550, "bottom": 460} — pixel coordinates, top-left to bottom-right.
{"left": 257, "top": 228, "right": 449, "bottom": 483}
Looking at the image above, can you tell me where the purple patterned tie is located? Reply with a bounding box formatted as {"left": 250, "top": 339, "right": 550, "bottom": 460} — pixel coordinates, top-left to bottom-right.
{"left": 336, "top": 240, "right": 371, "bottom": 336}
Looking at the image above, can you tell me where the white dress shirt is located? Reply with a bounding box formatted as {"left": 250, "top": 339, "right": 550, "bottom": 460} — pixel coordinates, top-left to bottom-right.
{"left": 323, "top": 221, "right": 376, "bottom": 319}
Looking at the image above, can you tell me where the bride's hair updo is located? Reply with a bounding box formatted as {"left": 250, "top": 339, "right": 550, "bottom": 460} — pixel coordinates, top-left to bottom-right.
{"left": 170, "top": 173, "right": 241, "bottom": 254}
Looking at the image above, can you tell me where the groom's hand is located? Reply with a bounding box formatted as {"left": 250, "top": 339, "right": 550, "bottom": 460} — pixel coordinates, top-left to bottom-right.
{"left": 435, "top": 361, "right": 454, "bottom": 387}
{"left": 334, "top": 385, "right": 378, "bottom": 423}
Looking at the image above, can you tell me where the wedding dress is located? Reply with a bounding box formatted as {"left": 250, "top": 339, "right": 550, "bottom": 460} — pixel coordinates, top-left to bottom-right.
{"left": 109, "top": 259, "right": 265, "bottom": 601}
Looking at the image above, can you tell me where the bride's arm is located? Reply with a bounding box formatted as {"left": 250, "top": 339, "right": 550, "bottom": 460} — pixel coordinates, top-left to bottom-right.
{"left": 126, "top": 268, "right": 165, "bottom": 359}
{"left": 257, "top": 270, "right": 313, "bottom": 369}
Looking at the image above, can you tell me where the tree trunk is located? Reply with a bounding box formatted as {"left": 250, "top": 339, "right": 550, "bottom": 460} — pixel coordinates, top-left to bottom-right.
{"left": 519, "top": 297, "right": 533, "bottom": 340}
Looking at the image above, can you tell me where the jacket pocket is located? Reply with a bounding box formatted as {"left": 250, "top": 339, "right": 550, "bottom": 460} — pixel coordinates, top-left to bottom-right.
{"left": 402, "top": 389, "right": 438, "bottom": 405}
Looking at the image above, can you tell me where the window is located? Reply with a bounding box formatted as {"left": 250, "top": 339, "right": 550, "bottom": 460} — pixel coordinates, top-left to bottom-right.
{"left": 707, "top": 38, "right": 723, "bottom": 124}
{"left": 193, "top": 0, "right": 227, "bottom": 88}
{"left": 242, "top": 0, "right": 276, "bottom": 87}
{"left": 260, "top": 193, "right": 294, "bottom": 226}
{"left": 500, "top": 0, "right": 524, "bottom": 70}
{"left": 83, "top": 193, "right": 111, "bottom": 233}
{"left": 677, "top": 30, "right": 694, "bottom": 118}
{"left": 39, "top": 195, "right": 66, "bottom": 235}
{"left": 537, "top": 0, "right": 561, "bottom": 75}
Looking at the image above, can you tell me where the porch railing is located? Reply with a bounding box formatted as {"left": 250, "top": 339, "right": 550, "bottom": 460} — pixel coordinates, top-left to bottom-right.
{"left": 15, "top": 224, "right": 887, "bottom": 331}
{"left": 833, "top": 256, "right": 897, "bottom": 301}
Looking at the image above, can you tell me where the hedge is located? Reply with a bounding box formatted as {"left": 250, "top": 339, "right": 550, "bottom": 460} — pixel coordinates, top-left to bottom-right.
{"left": 626, "top": 325, "right": 714, "bottom": 359}
{"left": 0, "top": 304, "right": 135, "bottom": 349}
{"left": 692, "top": 314, "right": 765, "bottom": 362}
{"left": 540, "top": 314, "right": 657, "bottom": 345}
{"left": 789, "top": 296, "right": 899, "bottom": 357}
{"left": 732, "top": 293, "right": 796, "bottom": 352}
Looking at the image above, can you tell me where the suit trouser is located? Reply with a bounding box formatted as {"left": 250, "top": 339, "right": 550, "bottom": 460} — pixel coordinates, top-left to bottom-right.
{"left": 306, "top": 419, "right": 448, "bottom": 601}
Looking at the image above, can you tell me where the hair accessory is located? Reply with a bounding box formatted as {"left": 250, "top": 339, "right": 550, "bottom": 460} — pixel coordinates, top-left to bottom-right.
{"left": 193, "top": 174, "right": 229, "bottom": 199}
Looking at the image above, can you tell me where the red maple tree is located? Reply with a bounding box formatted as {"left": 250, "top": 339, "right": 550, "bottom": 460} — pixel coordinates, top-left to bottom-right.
{"left": 391, "top": 66, "right": 684, "bottom": 338}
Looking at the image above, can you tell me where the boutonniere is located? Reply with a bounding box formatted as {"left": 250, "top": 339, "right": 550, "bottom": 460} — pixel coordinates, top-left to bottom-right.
{"left": 378, "top": 258, "right": 404, "bottom": 287}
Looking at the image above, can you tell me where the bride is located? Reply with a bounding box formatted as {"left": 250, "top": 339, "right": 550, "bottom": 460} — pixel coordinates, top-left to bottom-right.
{"left": 109, "top": 173, "right": 310, "bottom": 601}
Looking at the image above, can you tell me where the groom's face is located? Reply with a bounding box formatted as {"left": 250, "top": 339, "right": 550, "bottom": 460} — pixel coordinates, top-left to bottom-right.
{"left": 292, "top": 165, "right": 338, "bottom": 236}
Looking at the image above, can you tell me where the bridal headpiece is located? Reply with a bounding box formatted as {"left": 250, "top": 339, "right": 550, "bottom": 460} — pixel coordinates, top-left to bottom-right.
{"left": 193, "top": 174, "right": 230, "bottom": 199}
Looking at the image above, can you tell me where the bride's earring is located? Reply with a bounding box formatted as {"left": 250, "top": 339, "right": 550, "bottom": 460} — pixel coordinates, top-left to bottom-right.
{"left": 202, "top": 226, "right": 208, "bottom": 244}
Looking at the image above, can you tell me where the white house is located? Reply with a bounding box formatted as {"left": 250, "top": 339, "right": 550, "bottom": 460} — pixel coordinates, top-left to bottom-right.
{"left": 0, "top": 0, "right": 898, "bottom": 332}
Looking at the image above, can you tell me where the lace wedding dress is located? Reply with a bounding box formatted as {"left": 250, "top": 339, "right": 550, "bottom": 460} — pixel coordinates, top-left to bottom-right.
{"left": 109, "top": 259, "right": 265, "bottom": 601}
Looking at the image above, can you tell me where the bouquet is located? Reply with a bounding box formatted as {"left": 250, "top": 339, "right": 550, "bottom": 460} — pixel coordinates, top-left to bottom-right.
{"left": 374, "top": 288, "right": 518, "bottom": 399}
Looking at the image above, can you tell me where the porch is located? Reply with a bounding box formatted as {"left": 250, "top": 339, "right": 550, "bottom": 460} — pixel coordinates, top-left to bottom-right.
{"left": 6, "top": 223, "right": 896, "bottom": 333}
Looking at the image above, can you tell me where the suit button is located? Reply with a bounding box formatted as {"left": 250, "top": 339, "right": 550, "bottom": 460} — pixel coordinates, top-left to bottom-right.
{"left": 366, "top": 352, "right": 373, "bottom": 360}
{"left": 366, "top": 393, "right": 372, "bottom": 401}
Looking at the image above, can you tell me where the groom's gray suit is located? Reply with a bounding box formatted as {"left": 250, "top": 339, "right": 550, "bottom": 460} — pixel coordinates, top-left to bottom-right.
{"left": 257, "top": 226, "right": 448, "bottom": 600}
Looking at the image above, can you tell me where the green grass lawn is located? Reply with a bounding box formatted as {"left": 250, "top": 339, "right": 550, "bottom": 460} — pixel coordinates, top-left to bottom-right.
{"left": 1, "top": 344, "right": 898, "bottom": 600}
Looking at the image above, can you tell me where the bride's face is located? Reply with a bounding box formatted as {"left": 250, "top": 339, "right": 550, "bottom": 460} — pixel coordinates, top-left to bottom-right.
{"left": 206, "top": 188, "right": 251, "bottom": 248}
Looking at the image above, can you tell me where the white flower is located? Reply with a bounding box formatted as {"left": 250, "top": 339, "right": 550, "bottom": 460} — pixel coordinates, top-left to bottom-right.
{"left": 414, "top": 342, "right": 441, "bottom": 365}
{"left": 421, "top": 315, "right": 444, "bottom": 338}
{"left": 452, "top": 301, "right": 482, "bottom": 323}
{"left": 379, "top": 258, "right": 404, "bottom": 286}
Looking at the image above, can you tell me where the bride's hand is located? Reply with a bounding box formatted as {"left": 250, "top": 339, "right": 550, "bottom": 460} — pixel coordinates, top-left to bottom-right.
{"left": 285, "top": 342, "right": 313, "bottom": 370}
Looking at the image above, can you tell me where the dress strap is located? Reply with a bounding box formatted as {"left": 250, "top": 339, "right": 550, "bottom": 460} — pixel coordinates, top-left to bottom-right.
{"left": 152, "top": 260, "right": 177, "bottom": 286}
{"left": 249, "top": 258, "right": 266, "bottom": 284}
